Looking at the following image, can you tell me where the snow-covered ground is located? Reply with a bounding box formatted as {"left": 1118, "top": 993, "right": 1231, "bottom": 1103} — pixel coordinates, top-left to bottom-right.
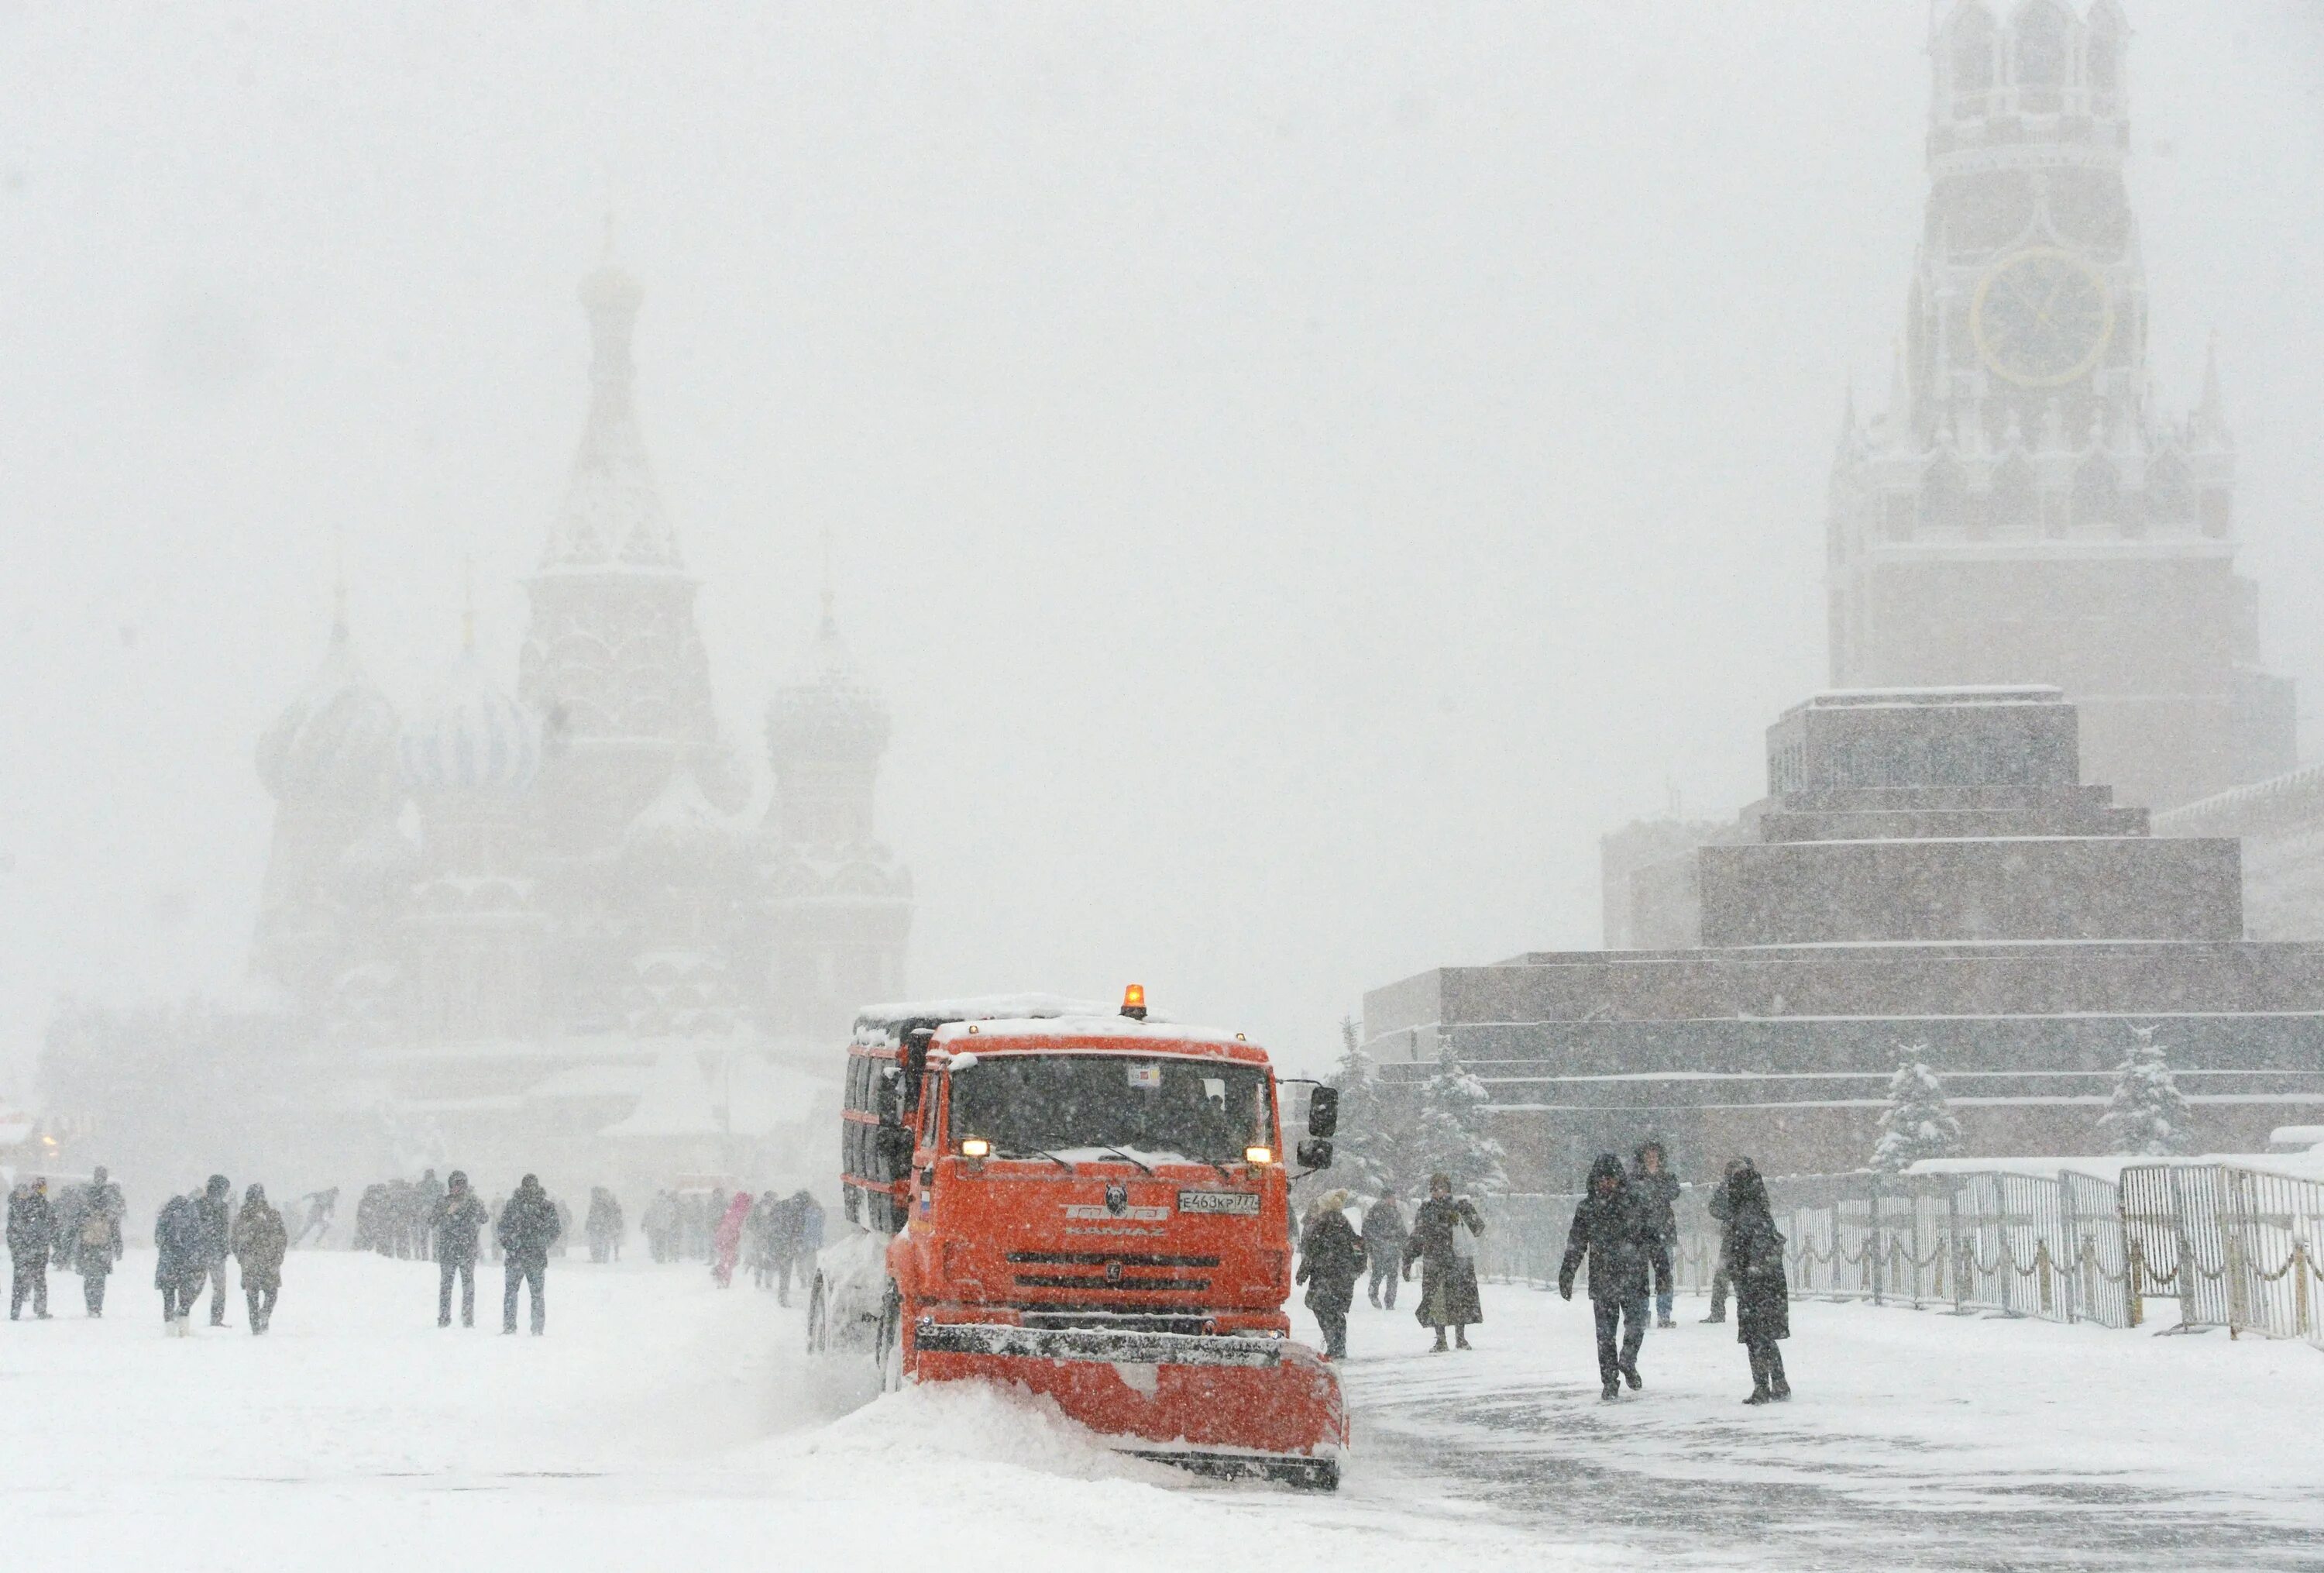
{"left": 3, "top": 1251, "right": 2318, "bottom": 1571}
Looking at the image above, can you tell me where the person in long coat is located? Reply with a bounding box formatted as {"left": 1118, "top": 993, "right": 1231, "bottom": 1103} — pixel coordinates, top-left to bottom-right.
{"left": 8, "top": 1178, "right": 54, "bottom": 1320}
{"left": 1631, "top": 1141, "right": 1683, "bottom": 1329}
{"left": 231, "top": 1184, "right": 289, "bottom": 1334}
{"left": 194, "top": 1174, "right": 234, "bottom": 1326}
{"left": 1295, "top": 1190, "right": 1368, "bottom": 1359}
{"left": 1559, "top": 1152, "right": 1655, "bottom": 1400}
{"left": 1400, "top": 1172, "right": 1485, "bottom": 1351}
{"left": 155, "top": 1192, "right": 206, "bottom": 1334}
{"left": 1721, "top": 1162, "right": 1792, "bottom": 1403}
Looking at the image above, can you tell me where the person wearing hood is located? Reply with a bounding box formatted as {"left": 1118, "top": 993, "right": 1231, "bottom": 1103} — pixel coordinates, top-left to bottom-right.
{"left": 194, "top": 1174, "right": 235, "bottom": 1327}
{"left": 8, "top": 1176, "right": 54, "bottom": 1320}
{"left": 1631, "top": 1141, "right": 1683, "bottom": 1329}
{"left": 231, "top": 1184, "right": 289, "bottom": 1334}
{"left": 155, "top": 1191, "right": 207, "bottom": 1334}
{"left": 496, "top": 1174, "right": 562, "bottom": 1334}
{"left": 1400, "top": 1173, "right": 1486, "bottom": 1352}
{"left": 1559, "top": 1153, "right": 1655, "bottom": 1401}
{"left": 431, "top": 1171, "right": 490, "bottom": 1327}
{"left": 1721, "top": 1162, "right": 1793, "bottom": 1404}
{"left": 1701, "top": 1155, "right": 1749, "bottom": 1323}
{"left": 1295, "top": 1189, "right": 1368, "bottom": 1359}
{"left": 1361, "top": 1193, "right": 1409, "bottom": 1310}
{"left": 75, "top": 1181, "right": 122, "bottom": 1315}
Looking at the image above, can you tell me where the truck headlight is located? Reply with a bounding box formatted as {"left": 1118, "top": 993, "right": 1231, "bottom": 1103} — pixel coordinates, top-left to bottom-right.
{"left": 1245, "top": 1145, "right": 1274, "bottom": 1165}
{"left": 961, "top": 1138, "right": 991, "bottom": 1158}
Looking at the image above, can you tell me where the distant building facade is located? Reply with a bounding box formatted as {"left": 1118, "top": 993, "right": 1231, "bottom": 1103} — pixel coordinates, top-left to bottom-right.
{"left": 1824, "top": 0, "right": 2293, "bottom": 812}
{"left": 1373, "top": 687, "right": 2324, "bottom": 1188}
{"left": 246, "top": 263, "right": 910, "bottom": 1196}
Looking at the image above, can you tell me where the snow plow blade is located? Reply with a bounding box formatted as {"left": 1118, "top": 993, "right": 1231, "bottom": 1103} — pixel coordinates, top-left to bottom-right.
{"left": 911, "top": 1320, "right": 1345, "bottom": 1489}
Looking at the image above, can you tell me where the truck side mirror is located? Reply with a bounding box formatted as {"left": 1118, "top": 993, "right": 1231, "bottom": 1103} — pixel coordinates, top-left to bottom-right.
{"left": 1305, "top": 1086, "right": 1339, "bottom": 1139}
{"left": 1295, "top": 1138, "right": 1334, "bottom": 1171}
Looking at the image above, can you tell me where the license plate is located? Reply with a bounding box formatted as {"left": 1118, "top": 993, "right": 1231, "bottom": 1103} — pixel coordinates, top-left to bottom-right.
{"left": 1177, "top": 1189, "right": 1260, "bottom": 1217}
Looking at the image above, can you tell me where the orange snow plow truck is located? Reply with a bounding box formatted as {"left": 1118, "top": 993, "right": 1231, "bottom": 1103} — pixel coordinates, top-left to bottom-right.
{"left": 806, "top": 989, "right": 1348, "bottom": 1489}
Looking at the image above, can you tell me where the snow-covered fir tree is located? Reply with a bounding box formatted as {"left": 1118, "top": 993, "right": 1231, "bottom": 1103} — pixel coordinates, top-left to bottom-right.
{"left": 1870, "top": 1051, "right": 1961, "bottom": 1173}
{"left": 1320, "top": 1015, "right": 1398, "bottom": 1196}
{"left": 1406, "top": 1042, "right": 1508, "bottom": 1197}
{"left": 2097, "top": 1025, "right": 2196, "bottom": 1157}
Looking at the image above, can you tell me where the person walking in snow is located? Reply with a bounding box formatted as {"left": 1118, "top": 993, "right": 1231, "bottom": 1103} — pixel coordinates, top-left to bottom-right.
{"left": 155, "top": 1191, "right": 207, "bottom": 1334}
{"left": 431, "top": 1170, "right": 490, "bottom": 1327}
{"left": 1361, "top": 1193, "right": 1408, "bottom": 1310}
{"left": 84, "top": 1168, "right": 127, "bottom": 1263}
{"left": 711, "top": 1190, "right": 752, "bottom": 1289}
{"left": 584, "top": 1187, "right": 621, "bottom": 1265}
{"left": 1559, "top": 1152, "right": 1655, "bottom": 1401}
{"left": 1721, "top": 1162, "right": 1793, "bottom": 1404}
{"left": 194, "top": 1174, "right": 235, "bottom": 1327}
{"left": 76, "top": 1195, "right": 119, "bottom": 1316}
{"left": 9, "top": 1177, "right": 55, "bottom": 1320}
{"left": 1401, "top": 1173, "right": 1486, "bottom": 1352}
{"left": 1700, "top": 1156, "right": 1748, "bottom": 1323}
{"left": 1295, "top": 1189, "right": 1368, "bottom": 1360}
{"left": 497, "top": 1174, "right": 561, "bottom": 1334}
{"left": 413, "top": 1169, "right": 447, "bottom": 1263}
{"left": 294, "top": 1186, "right": 338, "bottom": 1248}
{"left": 232, "top": 1184, "right": 289, "bottom": 1334}
{"left": 1631, "top": 1141, "right": 1683, "bottom": 1329}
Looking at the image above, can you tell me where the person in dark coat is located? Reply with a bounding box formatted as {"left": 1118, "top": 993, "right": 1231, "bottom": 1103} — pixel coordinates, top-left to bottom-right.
{"left": 232, "top": 1184, "right": 289, "bottom": 1334}
{"left": 1361, "top": 1194, "right": 1409, "bottom": 1310}
{"left": 1701, "top": 1156, "right": 1747, "bottom": 1323}
{"left": 155, "top": 1191, "right": 207, "bottom": 1334}
{"left": 8, "top": 1177, "right": 54, "bottom": 1320}
{"left": 414, "top": 1170, "right": 447, "bottom": 1262}
{"left": 497, "top": 1174, "right": 562, "bottom": 1334}
{"left": 76, "top": 1188, "right": 121, "bottom": 1315}
{"left": 1631, "top": 1141, "right": 1683, "bottom": 1329}
{"left": 1721, "top": 1162, "right": 1793, "bottom": 1403}
{"left": 194, "top": 1173, "right": 235, "bottom": 1326}
{"left": 1559, "top": 1152, "right": 1655, "bottom": 1401}
{"left": 431, "top": 1170, "right": 490, "bottom": 1327}
{"left": 1296, "top": 1190, "right": 1369, "bottom": 1359}
{"left": 1400, "top": 1172, "right": 1485, "bottom": 1351}
{"left": 584, "top": 1188, "right": 621, "bottom": 1264}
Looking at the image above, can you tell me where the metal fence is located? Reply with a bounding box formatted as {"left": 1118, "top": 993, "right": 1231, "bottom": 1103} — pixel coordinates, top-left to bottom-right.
{"left": 1475, "top": 1161, "right": 2323, "bottom": 1348}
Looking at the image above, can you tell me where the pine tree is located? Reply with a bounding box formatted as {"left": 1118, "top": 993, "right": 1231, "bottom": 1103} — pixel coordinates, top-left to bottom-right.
{"left": 1406, "top": 1042, "right": 1508, "bottom": 1197}
{"left": 1321, "top": 1016, "right": 1397, "bottom": 1196}
{"left": 2098, "top": 1025, "right": 2196, "bottom": 1157}
{"left": 1870, "top": 1051, "right": 1961, "bottom": 1173}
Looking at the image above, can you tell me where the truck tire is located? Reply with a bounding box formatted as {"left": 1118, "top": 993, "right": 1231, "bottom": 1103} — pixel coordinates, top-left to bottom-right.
{"left": 806, "top": 1275, "right": 828, "bottom": 1354}
{"left": 876, "top": 1281, "right": 906, "bottom": 1392}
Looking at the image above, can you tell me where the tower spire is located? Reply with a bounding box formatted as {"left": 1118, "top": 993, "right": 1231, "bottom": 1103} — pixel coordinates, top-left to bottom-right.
{"left": 541, "top": 250, "right": 677, "bottom": 571}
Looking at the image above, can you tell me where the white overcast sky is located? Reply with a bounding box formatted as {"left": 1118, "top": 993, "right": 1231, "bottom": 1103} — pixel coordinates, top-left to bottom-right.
{"left": 2, "top": 2, "right": 2320, "bottom": 1086}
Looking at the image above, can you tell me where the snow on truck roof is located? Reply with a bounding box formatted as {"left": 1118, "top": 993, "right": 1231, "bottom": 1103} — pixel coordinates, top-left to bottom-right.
{"left": 850, "top": 995, "right": 1262, "bottom": 1055}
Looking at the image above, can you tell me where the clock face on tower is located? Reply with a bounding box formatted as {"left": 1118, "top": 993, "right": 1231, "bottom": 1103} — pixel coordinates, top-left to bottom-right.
{"left": 1972, "top": 246, "right": 2115, "bottom": 387}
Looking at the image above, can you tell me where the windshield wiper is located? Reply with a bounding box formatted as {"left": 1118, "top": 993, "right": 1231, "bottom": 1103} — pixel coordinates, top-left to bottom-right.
{"left": 998, "top": 1147, "right": 1075, "bottom": 1173}
{"left": 1094, "top": 1148, "right": 1154, "bottom": 1175}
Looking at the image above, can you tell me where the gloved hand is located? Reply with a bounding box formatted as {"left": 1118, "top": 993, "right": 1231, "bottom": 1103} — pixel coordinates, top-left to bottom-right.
{"left": 1559, "top": 1279, "right": 1574, "bottom": 1301}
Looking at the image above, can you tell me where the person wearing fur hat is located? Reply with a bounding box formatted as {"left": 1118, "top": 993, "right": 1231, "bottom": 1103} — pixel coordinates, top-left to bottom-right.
{"left": 1401, "top": 1174, "right": 1486, "bottom": 1352}
{"left": 1295, "top": 1190, "right": 1367, "bottom": 1359}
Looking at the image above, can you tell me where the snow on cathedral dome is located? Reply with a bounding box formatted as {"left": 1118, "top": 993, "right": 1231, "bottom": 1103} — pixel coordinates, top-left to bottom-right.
{"left": 257, "top": 618, "right": 401, "bottom": 806}
{"left": 765, "top": 594, "right": 890, "bottom": 767}
{"left": 397, "top": 649, "right": 542, "bottom": 796}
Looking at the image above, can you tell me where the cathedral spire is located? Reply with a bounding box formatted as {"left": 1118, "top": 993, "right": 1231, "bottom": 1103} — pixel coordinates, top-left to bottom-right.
{"left": 540, "top": 255, "right": 679, "bottom": 573}
{"left": 2192, "top": 333, "right": 2229, "bottom": 446}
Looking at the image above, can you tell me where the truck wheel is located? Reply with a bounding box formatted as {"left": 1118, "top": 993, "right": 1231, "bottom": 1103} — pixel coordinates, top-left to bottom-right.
{"left": 806, "top": 1275, "right": 827, "bottom": 1354}
{"left": 876, "top": 1282, "right": 906, "bottom": 1392}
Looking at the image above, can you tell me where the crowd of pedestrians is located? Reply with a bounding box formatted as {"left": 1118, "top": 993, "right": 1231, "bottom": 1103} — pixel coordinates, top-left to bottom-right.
{"left": 1298, "top": 1146, "right": 1796, "bottom": 1406}
{"left": 9, "top": 1169, "right": 128, "bottom": 1320}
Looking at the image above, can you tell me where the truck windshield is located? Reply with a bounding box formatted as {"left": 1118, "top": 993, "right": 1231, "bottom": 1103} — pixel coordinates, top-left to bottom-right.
{"left": 950, "top": 1055, "right": 1272, "bottom": 1167}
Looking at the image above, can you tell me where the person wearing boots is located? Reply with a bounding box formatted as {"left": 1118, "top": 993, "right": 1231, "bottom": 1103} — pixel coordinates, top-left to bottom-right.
{"left": 194, "top": 1174, "right": 235, "bottom": 1327}
{"left": 1559, "top": 1153, "right": 1655, "bottom": 1401}
{"left": 1721, "top": 1162, "right": 1793, "bottom": 1404}
{"left": 8, "top": 1176, "right": 54, "bottom": 1320}
{"left": 1400, "top": 1173, "right": 1485, "bottom": 1352}
{"left": 1294, "top": 1189, "right": 1368, "bottom": 1360}
{"left": 76, "top": 1192, "right": 121, "bottom": 1316}
{"left": 155, "top": 1191, "right": 206, "bottom": 1334}
{"left": 1360, "top": 1193, "right": 1408, "bottom": 1310}
{"left": 232, "top": 1184, "right": 289, "bottom": 1334}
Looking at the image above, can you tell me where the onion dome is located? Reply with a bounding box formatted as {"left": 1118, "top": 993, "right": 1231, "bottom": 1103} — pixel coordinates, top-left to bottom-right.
{"left": 257, "top": 613, "right": 401, "bottom": 807}
{"left": 765, "top": 593, "right": 891, "bottom": 769}
{"left": 397, "top": 648, "right": 542, "bottom": 797}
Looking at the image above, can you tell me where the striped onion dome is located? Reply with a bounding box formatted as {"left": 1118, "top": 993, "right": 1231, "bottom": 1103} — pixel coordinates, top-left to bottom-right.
{"left": 257, "top": 619, "right": 401, "bottom": 806}
{"left": 397, "top": 649, "right": 541, "bottom": 796}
